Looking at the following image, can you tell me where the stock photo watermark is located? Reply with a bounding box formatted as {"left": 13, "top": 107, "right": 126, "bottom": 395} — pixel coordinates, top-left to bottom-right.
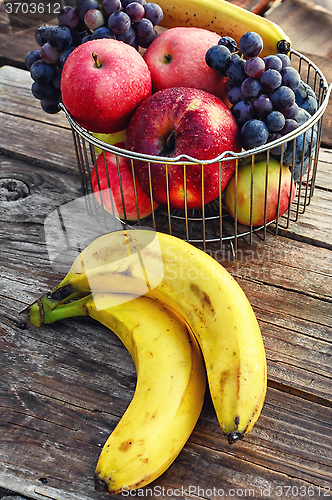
{"left": 120, "top": 484, "right": 331, "bottom": 498}
{"left": 4, "top": 0, "right": 74, "bottom": 32}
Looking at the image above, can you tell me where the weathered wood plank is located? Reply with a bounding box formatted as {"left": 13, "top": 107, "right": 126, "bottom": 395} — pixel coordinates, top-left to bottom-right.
{"left": 1, "top": 305, "right": 331, "bottom": 499}
{"left": 0, "top": 65, "right": 70, "bottom": 129}
{"left": 1, "top": 292, "right": 332, "bottom": 492}
{"left": 0, "top": 112, "right": 77, "bottom": 173}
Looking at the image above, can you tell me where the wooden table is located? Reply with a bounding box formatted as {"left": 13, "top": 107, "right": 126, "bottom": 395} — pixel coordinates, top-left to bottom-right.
{"left": 1, "top": 3, "right": 332, "bottom": 499}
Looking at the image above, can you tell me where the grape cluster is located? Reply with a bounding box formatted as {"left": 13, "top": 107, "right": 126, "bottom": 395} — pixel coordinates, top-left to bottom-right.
{"left": 25, "top": 0, "right": 164, "bottom": 114}
{"left": 206, "top": 31, "right": 319, "bottom": 179}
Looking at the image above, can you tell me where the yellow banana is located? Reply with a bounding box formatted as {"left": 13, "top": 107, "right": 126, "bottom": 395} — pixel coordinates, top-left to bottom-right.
{"left": 156, "top": 0, "right": 291, "bottom": 58}
{"left": 47, "top": 229, "right": 267, "bottom": 443}
{"left": 29, "top": 292, "right": 206, "bottom": 495}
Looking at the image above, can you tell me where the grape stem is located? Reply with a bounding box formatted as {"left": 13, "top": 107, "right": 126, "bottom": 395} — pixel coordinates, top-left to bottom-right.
{"left": 92, "top": 52, "right": 102, "bottom": 68}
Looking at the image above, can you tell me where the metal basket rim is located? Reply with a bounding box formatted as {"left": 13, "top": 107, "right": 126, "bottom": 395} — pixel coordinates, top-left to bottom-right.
{"left": 60, "top": 48, "right": 331, "bottom": 165}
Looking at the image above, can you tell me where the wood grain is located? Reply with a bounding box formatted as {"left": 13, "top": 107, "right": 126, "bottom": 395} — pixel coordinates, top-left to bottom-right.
{"left": 1, "top": 148, "right": 332, "bottom": 497}
{"left": 0, "top": 45, "right": 331, "bottom": 500}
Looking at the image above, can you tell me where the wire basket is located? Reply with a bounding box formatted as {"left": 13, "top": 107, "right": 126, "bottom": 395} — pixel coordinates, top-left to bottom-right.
{"left": 60, "top": 49, "right": 331, "bottom": 256}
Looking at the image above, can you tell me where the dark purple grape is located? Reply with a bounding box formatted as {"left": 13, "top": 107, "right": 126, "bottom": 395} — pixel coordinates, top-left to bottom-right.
{"left": 230, "top": 53, "right": 241, "bottom": 62}
{"left": 283, "top": 133, "right": 311, "bottom": 166}
{"left": 58, "top": 6, "right": 80, "bottom": 29}
{"left": 295, "top": 81, "right": 318, "bottom": 116}
{"left": 116, "top": 26, "right": 137, "bottom": 45}
{"left": 263, "top": 54, "right": 282, "bottom": 71}
{"left": 228, "top": 85, "right": 245, "bottom": 105}
{"left": 241, "top": 77, "right": 262, "bottom": 98}
{"left": 227, "top": 56, "right": 246, "bottom": 84}
{"left": 252, "top": 94, "right": 273, "bottom": 118}
{"left": 275, "top": 53, "right": 291, "bottom": 68}
{"left": 244, "top": 56, "right": 265, "bottom": 78}
{"left": 25, "top": 49, "right": 41, "bottom": 70}
{"left": 30, "top": 60, "right": 56, "bottom": 84}
{"left": 52, "top": 67, "right": 62, "bottom": 89}
{"left": 70, "top": 25, "right": 85, "bottom": 46}
{"left": 133, "top": 17, "right": 154, "bottom": 37}
{"left": 82, "top": 34, "right": 93, "bottom": 43}
{"left": 101, "top": 0, "right": 122, "bottom": 16}
{"left": 136, "top": 28, "right": 158, "bottom": 48}
{"left": 40, "top": 42, "right": 60, "bottom": 64}
{"left": 241, "top": 119, "right": 269, "bottom": 149}
{"left": 205, "top": 45, "right": 232, "bottom": 76}
{"left": 280, "top": 66, "right": 300, "bottom": 91}
{"left": 301, "top": 95, "right": 318, "bottom": 115}
{"left": 41, "top": 94, "right": 61, "bottom": 114}
{"left": 294, "top": 80, "right": 315, "bottom": 104}
{"left": 265, "top": 111, "right": 285, "bottom": 132}
{"left": 295, "top": 86, "right": 307, "bottom": 105}
{"left": 285, "top": 126, "right": 317, "bottom": 181}
{"left": 144, "top": 2, "right": 163, "bottom": 25}
{"left": 92, "top": 27, "right": 116, "bottom": 39}
{"left": 280, "top": 118, "right": 299, "bottom": 135}
{"left": 227, "top": 79, "right": 237, "bottom": 90}
{"left": 59, "top": 46, "right": 77, "bottom": 66}
{"left": 108, "top": 11, "right": 131, "bottom": 34}
{"left": 260, "top": 68, "right": 282, "bottom": 91}
{"left": 48, "top": 25, "right": 73, "bottom": 51}
{"left": 270, "top": 85, "right": 295, "bottom": 110}
{"left": 31, "top": 81, "right": 58, "bottom": 100}
{"left": 295, "top": 108, "right": 311, "bottom": 125}
{"left": 239, "top": 31, "right": 263, "bottom": 57}
{"left": 218, "top": 36, "right": 237, "bottom": 53}
{"left": 232, "top": 100, "right": 255, "bottom": 126}
{"left": 267, "top": 132, "right": 283, "bottom": 155}
{"left": 126, "top": 2, "right": 145, "bottom": 22}
{"left": 281, "top": 102, "right": 299, "bottom": 119}
{"left": 35, "top": 25, "right": 52, "bottom": 46}
{"left": 76, "top": 0, "right": 99, "bottom": 18}
{"left": 122, "top": 0, "right": 146, "bottom": 7}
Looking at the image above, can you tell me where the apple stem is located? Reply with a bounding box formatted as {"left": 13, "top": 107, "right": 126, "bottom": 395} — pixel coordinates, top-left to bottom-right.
{"left": 92, "top": 52, "right": 102, "bottom": 69}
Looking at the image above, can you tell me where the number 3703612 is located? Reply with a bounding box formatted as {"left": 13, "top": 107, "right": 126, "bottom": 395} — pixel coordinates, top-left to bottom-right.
{"left": 5, "top": 2, "right": 61, "bottom": 15}
{"left": 275, "top": 485, "right": 330, "bottom": 497}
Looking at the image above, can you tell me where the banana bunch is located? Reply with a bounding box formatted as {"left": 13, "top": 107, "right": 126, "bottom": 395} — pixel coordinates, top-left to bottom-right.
{"left": 156, "top": 0, "right": 291, "bottom": 57}
{"left": 29, "top": 229, "right": 267, "bottom": 494}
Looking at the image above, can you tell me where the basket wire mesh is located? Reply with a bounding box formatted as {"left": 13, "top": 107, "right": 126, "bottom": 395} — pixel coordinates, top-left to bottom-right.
{"left": 60, "top": 49, "right": 331, "bottom": 257}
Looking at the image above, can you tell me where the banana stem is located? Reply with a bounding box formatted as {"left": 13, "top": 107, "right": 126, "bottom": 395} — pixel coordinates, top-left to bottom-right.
{"left": 29, "top": 294, "right": 92, "bottom": 326}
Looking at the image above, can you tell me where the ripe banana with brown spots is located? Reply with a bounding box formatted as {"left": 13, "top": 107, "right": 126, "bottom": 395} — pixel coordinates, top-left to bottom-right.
{"left": 156, "top": 0, "right": 291, "bottom": 57}
{"left": 35, "top": 229, "right": 267, "bottom": 444}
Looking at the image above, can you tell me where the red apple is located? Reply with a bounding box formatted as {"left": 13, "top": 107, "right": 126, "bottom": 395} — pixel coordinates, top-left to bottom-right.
{"left": 125, "top": 87, "right": 241, "bottom": 211}
{"left": 224, "top": 157, "right": 296, "bottom": 227}
{"left": 61, "top": 39, "right": 152, "bottom": 134}
{"left": 91, "top": 142, "right": 158, "bottom": 221}
{"left": 143, "top": 27, "right": 229, "bottom": 102}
